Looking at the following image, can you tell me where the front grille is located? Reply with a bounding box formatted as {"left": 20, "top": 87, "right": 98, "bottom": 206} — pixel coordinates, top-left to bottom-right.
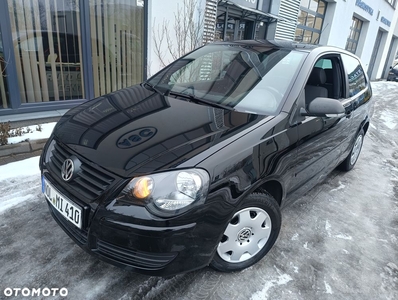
{"left": 48, "top": 203, "right": 88, "bottom": 245}
{"left": 46, "top": 141, "right": 114, "bottom": 201}
{"left": 96, "top": 240, "right": 177, "bottom": 270}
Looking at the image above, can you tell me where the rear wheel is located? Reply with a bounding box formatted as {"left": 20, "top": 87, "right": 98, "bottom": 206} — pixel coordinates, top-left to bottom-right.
{"left": 210, "top": 193, "right": 281, "bottom": 272}
{"left": 339, "top": 129, "right": 364, "bottom": 171}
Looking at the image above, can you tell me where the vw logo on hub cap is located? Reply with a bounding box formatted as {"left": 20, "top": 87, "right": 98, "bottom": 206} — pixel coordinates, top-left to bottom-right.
{"left": 61, "top": 158, "right": 75, "bottom": 182}
{"left": 237, "top": 227, "right": 252, "bottom": 242}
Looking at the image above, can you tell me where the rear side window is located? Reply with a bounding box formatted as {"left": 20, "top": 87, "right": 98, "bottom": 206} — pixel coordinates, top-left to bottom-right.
{"left": 341, "top": 54, "right": 367, "bottom": 97}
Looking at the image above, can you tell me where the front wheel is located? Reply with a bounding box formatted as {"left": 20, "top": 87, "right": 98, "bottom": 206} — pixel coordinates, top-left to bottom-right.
{"left": 210, "top": 193, "right": 281, "bottom": 272}
{"left": 339, "top": 129, "right": 364, "bottom": 171}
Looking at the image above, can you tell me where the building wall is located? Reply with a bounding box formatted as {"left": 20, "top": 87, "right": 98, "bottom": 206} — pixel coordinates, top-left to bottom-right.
{"left": 276, "top": 0, "right": 398, "bottom": 80}
{"left": 322, "top": 0, "right": 397, "bottom": 79}
{"left": 274, "top": 0, "right": 300, "bottom": 40}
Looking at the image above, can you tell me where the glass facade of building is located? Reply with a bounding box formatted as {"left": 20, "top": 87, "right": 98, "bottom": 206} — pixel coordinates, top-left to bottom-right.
{"left": 0, "top": 0, "right": 146, "bottom": 115}
{"left": 0, "top": 27, "right": 9, "bottom": 109}
{"left": 385, "top": 0, "right": 397, "bottom": 8}
{"left": 345, "top": 17, "right": 363, "bottom": 54}
{"left": 8, "top": 0, "right": 84, "bottom": 103}
{"left": 295, "top": 0, "right": 327, "bottom": 44}
{"left": 89, "top": 0, "right": 144, "bottom": 97}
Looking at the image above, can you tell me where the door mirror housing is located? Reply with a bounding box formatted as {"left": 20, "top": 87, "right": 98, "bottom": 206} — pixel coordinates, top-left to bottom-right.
{"left": 300, "top": 97, "right": 346, "bottom": 118}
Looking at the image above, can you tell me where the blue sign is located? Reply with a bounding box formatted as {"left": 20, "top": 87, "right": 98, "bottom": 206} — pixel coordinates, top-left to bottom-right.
{"left": 381, "top": 17, "right": 391, "bottom": 27}
{"left": 355, "top": 0, "right": 373, "bottom": 16}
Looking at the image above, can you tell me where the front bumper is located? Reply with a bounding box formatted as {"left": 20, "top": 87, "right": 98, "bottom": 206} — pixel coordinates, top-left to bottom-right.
{"left": 40, "top": 138, "right": 236, "bottom": 276}
{"left": 43, "top": 172, "right": 234, "bottom": 276}
{"left": 387, "top": 74, "right": 398, "bottom": 81}
{"left": 46, "top": 200, "right": 185, "bottom": 275}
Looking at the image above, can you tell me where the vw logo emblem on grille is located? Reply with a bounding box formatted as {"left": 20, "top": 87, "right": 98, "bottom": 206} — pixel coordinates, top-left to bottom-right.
{"left": 61, "top": 159, "right": 75, "bottom": 182}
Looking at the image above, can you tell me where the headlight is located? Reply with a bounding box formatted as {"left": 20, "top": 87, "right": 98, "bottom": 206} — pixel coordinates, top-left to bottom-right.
{"left": 117, "top": 169, "right": 210, "bottom": 216}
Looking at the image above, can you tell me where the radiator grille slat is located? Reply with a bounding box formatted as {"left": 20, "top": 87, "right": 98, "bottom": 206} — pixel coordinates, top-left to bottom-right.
{"left": 96, "top": 240, "right": 177, "bottom": 269}
{"left": 46, "top": 141, "right": 115, "bottom": 202}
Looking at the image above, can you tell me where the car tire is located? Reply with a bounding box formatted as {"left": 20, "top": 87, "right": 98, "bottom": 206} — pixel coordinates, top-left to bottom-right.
{"left": 210, "top": 192, "right": 281, "bottom": 272}
{"left": 339, "top": 129, "right": 364, "bottom": 171}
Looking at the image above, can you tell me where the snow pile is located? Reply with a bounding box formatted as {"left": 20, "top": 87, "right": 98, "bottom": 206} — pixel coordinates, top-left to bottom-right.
{"left": 7, "top": 122, "right": 56, "bottom": 144}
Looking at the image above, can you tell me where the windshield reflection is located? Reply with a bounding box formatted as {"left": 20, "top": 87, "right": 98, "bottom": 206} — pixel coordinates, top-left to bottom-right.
{"left": 148, "top": 44, "right": 306, "bottom": 115}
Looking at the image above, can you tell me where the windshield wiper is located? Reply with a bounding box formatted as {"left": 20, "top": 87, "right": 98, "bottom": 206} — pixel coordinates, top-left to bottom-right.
{"left": 141, "top": 82, "right": 163, "bottom": 95}
{"left": 168, "top": 91, "right": 234, "bottom": 111}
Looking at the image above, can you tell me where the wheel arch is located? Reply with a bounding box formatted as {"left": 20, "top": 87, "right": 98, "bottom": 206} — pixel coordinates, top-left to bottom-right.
{"left": 363, "top": 121, "right": 370, "bottom": 135}
{"left": 254, "top": 180, "right": 284, "bottom": 206}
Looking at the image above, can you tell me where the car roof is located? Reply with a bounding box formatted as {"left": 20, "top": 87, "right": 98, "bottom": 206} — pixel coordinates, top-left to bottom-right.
{"left": 211, "top": 39, "right": 319, "bottom": 52}
{"left": 210, "top": 39, "right": 363, "bottom": 61}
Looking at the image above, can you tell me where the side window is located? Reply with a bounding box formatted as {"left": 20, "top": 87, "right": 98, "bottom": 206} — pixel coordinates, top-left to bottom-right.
{"left": 315, "top": 58, "right": 332, "bottom": 69}
{"left": 341, "top": 54, "right": 367, "bottom": 97}
{"left": 304, "top": 56, "right": 344, "bottom": 106}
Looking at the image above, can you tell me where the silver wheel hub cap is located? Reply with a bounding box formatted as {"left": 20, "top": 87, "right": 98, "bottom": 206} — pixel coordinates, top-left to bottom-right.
{"left": 350, "top": 134, "right": 363, "bottom": 165}
{"left": 217, "top": 207, "right": 272, "bottom": 263}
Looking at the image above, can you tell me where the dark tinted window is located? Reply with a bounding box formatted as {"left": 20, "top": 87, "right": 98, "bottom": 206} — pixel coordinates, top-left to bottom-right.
{"left": 341, "top": 54, "right": 367, "bottom": 97}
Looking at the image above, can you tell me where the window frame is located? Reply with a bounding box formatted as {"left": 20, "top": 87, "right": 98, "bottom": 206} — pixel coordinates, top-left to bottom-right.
{"left": 385, "top": 0, "right": 397, "bottom": 9}
{"left": 0, "top": 0, "right": 148, "bottom": 116}
{"left": 340, "top": 53, "right": 368, "bottom": 98}
{"left": 295, "top": 0, "right": 328, "bottom": 44}
{"left": 303, "top": 54, "right": 346, "bottom": 104}
{"left": 345, "top": 16, "right": 363, "bottom": 54}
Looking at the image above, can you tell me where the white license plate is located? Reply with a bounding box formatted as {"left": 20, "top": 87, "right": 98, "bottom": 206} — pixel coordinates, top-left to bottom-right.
{"left": 42, "top": 176, "right": 83, "bottom": 229}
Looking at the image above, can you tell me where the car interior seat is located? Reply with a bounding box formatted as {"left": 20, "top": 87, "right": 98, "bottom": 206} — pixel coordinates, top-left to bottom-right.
{"left": 323, "top": 68, "right": 334, "bottom": 98}
{"left": 305, "top": 67, "right": 328, "bottom": 107}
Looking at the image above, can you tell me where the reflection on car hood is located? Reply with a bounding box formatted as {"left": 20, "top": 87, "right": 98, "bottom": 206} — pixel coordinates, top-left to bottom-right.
{"left": 53, "top": 85, "right": 269, "bottom": 178}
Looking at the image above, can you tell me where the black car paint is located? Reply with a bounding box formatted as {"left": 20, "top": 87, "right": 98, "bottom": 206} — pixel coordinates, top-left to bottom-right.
{"left": 387, "top": 64, "right": 398, "bottom": 81}
{"left": 40, "top": 41, "right": 372, "bottom": 276}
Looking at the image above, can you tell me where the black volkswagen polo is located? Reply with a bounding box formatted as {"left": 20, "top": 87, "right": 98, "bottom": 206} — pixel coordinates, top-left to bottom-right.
{"left": 40, "top": 40, "right": 372, "bottom": 276}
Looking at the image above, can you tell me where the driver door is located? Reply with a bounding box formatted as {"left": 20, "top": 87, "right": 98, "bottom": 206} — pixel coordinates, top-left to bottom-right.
{"left": 287, "top": 54, "right": 353, "bottom": 198}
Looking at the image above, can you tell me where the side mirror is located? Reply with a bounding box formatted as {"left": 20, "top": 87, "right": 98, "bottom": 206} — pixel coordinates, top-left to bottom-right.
{"left": 300, "top": 97, "right": 346, "bottom": 118}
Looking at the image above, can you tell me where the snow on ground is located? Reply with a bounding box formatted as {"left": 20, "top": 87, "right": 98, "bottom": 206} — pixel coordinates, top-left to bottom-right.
{"left": 0, "top": 156, "right": 41, "bottom": 214}
{"left": 0, "top": 122, "right": 53, "bottom": 213}
{"left": 250, "top": 268, "right": 293, "bottom": 300}
{"left": 0, "top": 156, "right": 40, "bottom": 181}
{"left": 7, "top": 122, "right": 56, "bottom": 144}
{"left": 379, "top": 111, "right": 397, "bottom": 129}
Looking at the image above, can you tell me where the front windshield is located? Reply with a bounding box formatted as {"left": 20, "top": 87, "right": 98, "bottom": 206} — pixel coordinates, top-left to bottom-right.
{"left": 148, "top": 44, "right": 306, "bottom": 115}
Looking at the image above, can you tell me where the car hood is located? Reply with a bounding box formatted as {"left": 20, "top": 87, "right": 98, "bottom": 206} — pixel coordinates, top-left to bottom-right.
{"left": 53, "top": 85, "right": 270, "bottom": 178}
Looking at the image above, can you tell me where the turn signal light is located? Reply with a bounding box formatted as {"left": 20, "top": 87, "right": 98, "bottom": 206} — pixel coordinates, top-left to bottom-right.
{"left": 133, "top": 177, "right": 153, "bottom": 199}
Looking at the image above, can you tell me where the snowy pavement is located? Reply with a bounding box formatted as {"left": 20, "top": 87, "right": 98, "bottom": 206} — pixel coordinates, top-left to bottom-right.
{"left": 0, "top": 82, "right": 397, "bottom": 299}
